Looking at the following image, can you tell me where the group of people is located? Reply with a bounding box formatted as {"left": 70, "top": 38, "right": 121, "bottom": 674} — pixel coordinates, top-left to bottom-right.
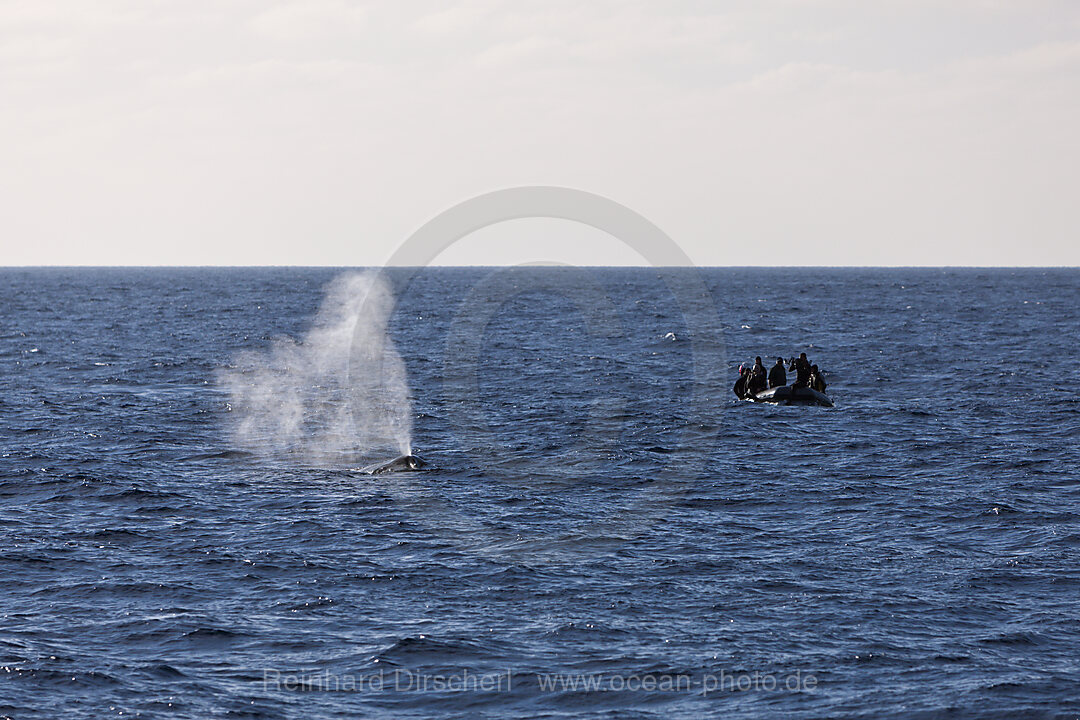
{"left": 733, "top": 352, "right": 827, "bottom": 399}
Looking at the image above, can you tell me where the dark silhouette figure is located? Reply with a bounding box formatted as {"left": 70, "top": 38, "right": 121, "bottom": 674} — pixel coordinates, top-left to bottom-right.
{"left": 732, "top": 366, "right": 749, "bottom": 399}
{"left": 789, "top": 352, "right": 811, "bottom": 388}
{"left": 747, "top": 357, "right": 768, "bottom": 395}
{"left": 768, "top": 357, "right": 787, "bottom": 388}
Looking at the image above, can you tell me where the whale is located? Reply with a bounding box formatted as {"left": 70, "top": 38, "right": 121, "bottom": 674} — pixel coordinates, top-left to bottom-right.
{"left": 359, "top": 454, "right": 428, "bottom": 475}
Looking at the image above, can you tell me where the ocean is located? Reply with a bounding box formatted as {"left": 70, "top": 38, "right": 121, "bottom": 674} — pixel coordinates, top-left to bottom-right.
{"left": 2, "top": 267, "right": 1078, "bottom": 719}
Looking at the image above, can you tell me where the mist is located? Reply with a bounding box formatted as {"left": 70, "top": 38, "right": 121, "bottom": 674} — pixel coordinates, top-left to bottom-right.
{"left": 218, "top": 272, "right": 413, "bottom": 464}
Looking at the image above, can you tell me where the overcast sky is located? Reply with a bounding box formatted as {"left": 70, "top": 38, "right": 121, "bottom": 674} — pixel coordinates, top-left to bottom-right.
{"left": 2, "top": 0, "right": 1078, "bottom": 266}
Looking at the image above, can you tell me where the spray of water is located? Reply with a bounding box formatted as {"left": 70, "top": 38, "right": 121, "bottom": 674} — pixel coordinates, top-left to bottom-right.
{"left": 218, "top": 272, "right": 413, "bottom": 464}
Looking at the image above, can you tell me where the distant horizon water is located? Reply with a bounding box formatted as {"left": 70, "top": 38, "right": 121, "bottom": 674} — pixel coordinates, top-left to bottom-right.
{"left": 4, "top": 264, "right": 1079, "bottom": 269}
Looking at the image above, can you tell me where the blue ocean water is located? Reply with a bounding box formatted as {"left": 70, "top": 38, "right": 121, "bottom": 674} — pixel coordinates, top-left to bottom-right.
{"left": 1, "top": 267, "right": 1078, "bottom": 719}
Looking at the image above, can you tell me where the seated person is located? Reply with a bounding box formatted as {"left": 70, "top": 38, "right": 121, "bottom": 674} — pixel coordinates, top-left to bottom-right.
{"left": 768, "top": 357, "right": 786, "bottom": 388}
{"left": 747, "top": 357, "right": 768, "bottom": 395}
{"left": 809, "top": 364, "right": 827, "bottom": 393}
{"left": 732, "top": 366, "right": 749, "bottom": 398}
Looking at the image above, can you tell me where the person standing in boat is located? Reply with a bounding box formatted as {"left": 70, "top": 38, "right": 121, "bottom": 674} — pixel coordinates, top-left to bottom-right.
{"left": 768, "top": 357, "right": 787, "bottom": 388}
{"left": 789, "top": 352, "right": 812, "bottom": 388}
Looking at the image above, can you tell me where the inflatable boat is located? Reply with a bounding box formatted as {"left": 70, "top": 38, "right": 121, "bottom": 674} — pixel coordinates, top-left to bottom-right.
{"left": 751, "top": 385, "right": 833, "bottom": 407}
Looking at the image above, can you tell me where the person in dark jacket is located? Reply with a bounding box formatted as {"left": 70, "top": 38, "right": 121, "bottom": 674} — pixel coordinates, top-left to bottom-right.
{"left": 732, "top": 366, "right": 749, "bottom": 399}
{"left": 768, "top": 357, "right": 787, "bottom": 388}
{"left": 747, "top": 357, "right": 768, "bottom": 395}
{"left": 789, "top": 352, "right": 811, "bottom": 388}
{"left": 809, "top": 364, "right": 827, "bottom": 393}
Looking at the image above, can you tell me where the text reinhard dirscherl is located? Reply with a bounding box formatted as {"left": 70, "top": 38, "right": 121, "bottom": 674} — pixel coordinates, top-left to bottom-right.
{"left": 262, "top": 669, "right": 817, "bottom": 695}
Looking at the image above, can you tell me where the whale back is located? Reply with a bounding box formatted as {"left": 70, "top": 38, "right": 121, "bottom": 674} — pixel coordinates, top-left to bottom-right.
{"left": 360, "top": 454, "right": 428, "bottom": 475}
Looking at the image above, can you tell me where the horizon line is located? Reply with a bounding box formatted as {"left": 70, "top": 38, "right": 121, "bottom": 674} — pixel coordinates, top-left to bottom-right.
{"left": 1, "top": 265, "right": 1077, "bottom": 270}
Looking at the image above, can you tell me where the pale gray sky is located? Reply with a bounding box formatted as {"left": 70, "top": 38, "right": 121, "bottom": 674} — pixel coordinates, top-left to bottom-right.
{"left": 2, "top": 0, "right": 1078, "bottom": 266}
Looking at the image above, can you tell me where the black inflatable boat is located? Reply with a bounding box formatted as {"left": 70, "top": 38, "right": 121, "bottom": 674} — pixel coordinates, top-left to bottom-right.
{"left": 751, "top": 385, "right": 834, "bottom": 407}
